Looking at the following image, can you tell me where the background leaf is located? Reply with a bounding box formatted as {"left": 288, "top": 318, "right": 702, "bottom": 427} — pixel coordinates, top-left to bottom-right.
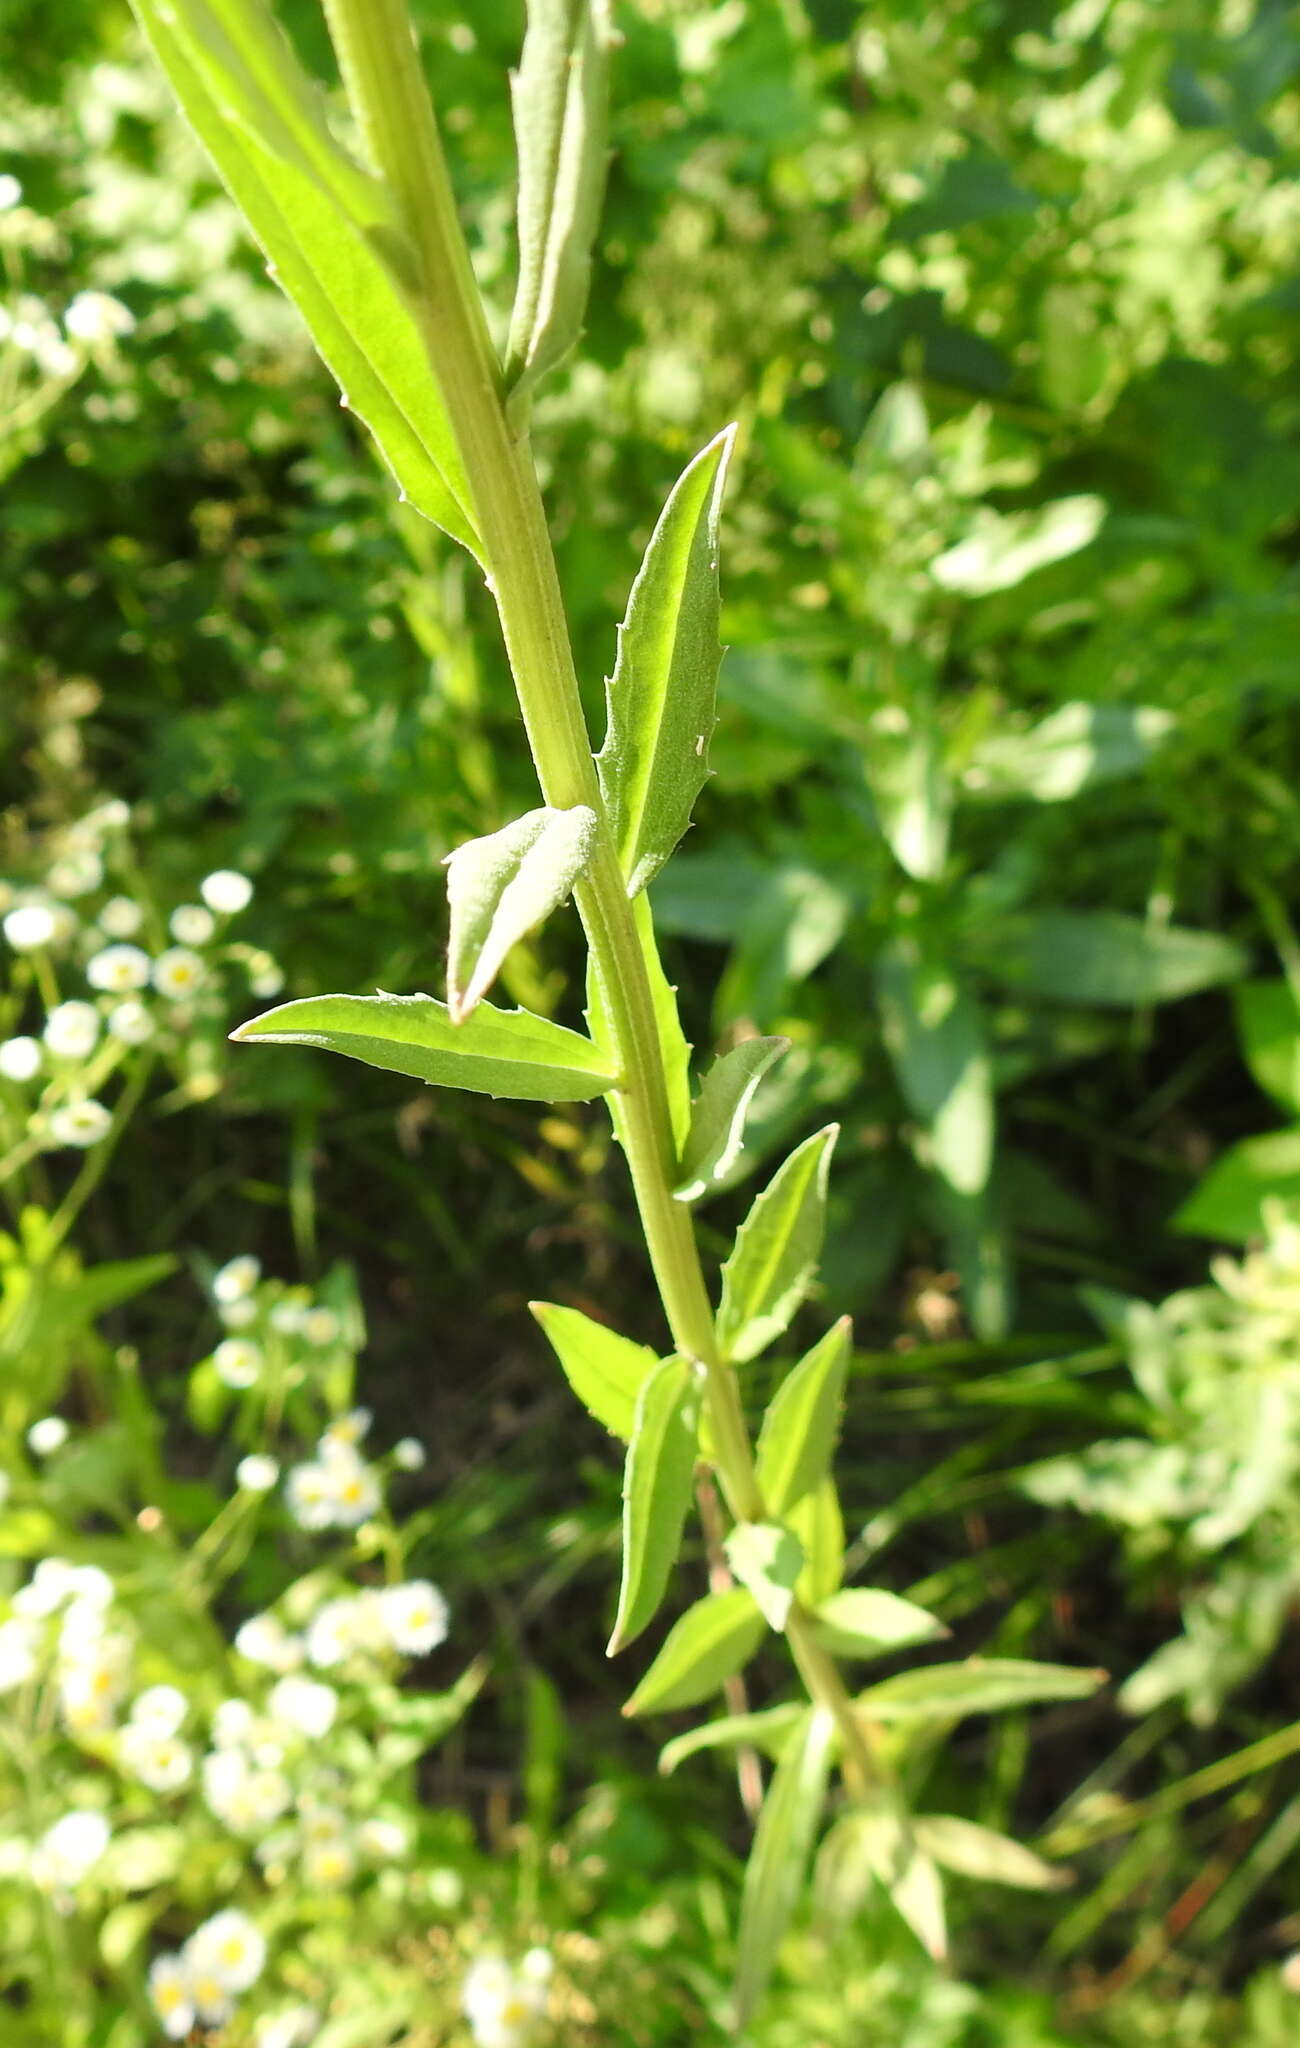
{"left": 733, "top": 1705, "right": 836, "bottom": 2029}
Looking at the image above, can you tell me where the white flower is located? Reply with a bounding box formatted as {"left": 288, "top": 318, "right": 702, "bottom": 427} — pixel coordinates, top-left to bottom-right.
{"left": 358, "top": 1815, "right": 408, "bottom": 1861}
{"left": 67, "top": 1565, "right": 113, "bottom": 1609}
{"left": 236, "top": 1454, "right": 279, "bottom": 1494}
{"left": 254, "top": 2007, "right": 320, "bottom": 2048}
{"left": 48, "top": 1100, "right": 112, "bottom": 1148}
{"left": 48, "top": 851, "right": 103, "bottom": 899}
{"left": 234, "top": 1614, "right": 301, "bottom": 1673}
{"left": 520, "top": 1949, "right": 553, "bottom": 1986}
{"left": 214, "top": 1338, "right": 262, "bottom": 1389}
{"left": 269, "top": 1298, "right": 307, "bottom": 1335}
{"left": 462, "top": 1955, "right": 548, "bottom": 2048}
{"left": 322, "top": 1407, "right": 370, "bottom": 1449}
{"left": 304, "top": 1595, "right": 381, "bottom": 1669}
{"left": 428, "top": 1866, "right": 464, "bottom": 1910}
{"left": 64, "top": 290, "right": 135, "bottom": 345}
{"left": 0, "top": 1036, "right": 41, "bottom": 1082}
{"left": 119, "top": 1725, "right": 193, "bottom": 1792}
{"left": 58, "top": 1632, "right": 130, "bottom": 1734}
{"left": 14, "top": 1557, "right": 79, "bottom": 1617}
{"left": 148, "top": 1954, "right": 195, "bottom": 2040}
{"left": 130, "top": 1684, "right": 187, "bottom": 1736}
{"left": 213, "top": 1254, "right": 260, "bottom": 1303}
{"left": 187, "top": 1907, "right": 266, "bottom": 1992}
{"left": 5, "top": 904, "right": 57, "bottom": 951}
{"left": 201, "top": 1749, "right": 291, "bottom": 1833}
{"left": 152, "top": 947, "right": 205, "bottom": 999}
{"left": 211, "top": 1697, "right": 254, "bottom": 1748}
{"left": 31, "top": 1809, "right": 110, "bottom": 1889}
{"left": 379, "top": 1580, "right": 450, "bottom": 1656}
{"left": 44, "top": 1001, "right": 100, "bottom": 1059}
{"left": 303, "top": 1307, "right": 339, "bottom": 1347}
{"left": 187, "top": 1967, "right": 234, "bottom": 2029}
{"left": 201, "top": 869, "right": 254, "bottom": 915}
{"left": 302, "top": 1835, "right": 355, "bottom": 1886}
{"left": 219, "top": 1296, "right": 258, "bottom": 1330}
{"left": 169, "top": 903, "right": 215, "bottom": 946}
{"left": 86, "top": 943, "right": 150, "bottom": 992}
{"left": 98, "top": 896, "right": 144, "bottom": 939}
{"left": 392, "top": 1436, "right": 426, "bottom": 1471}
{"left": 248, "top": 956, "right": 285, "bottom": 998}
{"left": 326, "top": 1451, "right": 382, "bottom": 1529}
{"left": 285, "top": 1462, "right": 335, "bottom": 1532}
{"left": 107, "top": 998, "right": 154, "bottom": 1045}
{"left": 267, "top": 1674, "right": 337, "bottom": 1738}
{"left": 27, "top": 1416, "right": 69, "bottom": 1455}
{"left": 0, "top": 1616, "right": 40, "bottom": 1692}
{"left": 0, "top": 175, "right": 22, "bottom": 209}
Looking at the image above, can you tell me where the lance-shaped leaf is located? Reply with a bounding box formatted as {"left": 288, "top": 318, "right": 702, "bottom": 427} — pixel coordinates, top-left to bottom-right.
{"left": 716, "top": 1125, "right": 839, "bottom": 1364}
{"left": 876, "top": 941, "right": 993, "bottom": 1197}
{"left": 733, "top": 1705, "right": 836, "bottom": 2029}
{"left": 658, "top": 1702, "right": 806, "bottom": 1776}
{"left": 587, "top": 893, "right": 692, "bottom": 1152}
{"left": 913, "top": 1815, "right": 1071, "bottom": 1892}
{"left": 811, "top": 1588, "right": 947, "bottom": 1660}
{"left": 232, "top": 992, "right": 617, "bottom": 1101}
{"left": 724, "top": 1521, "right": 804, "bottom": 1632}
{"left": 445, "top": 805, "right": 596, "bottom": 1023}
{"left": 788, "top": 1478, "right": 845, "bottom": 1606}
{"left": 130, "top": 0, "right": 479, "bottom": 555}
{"left": 857, "top": 1657, "right": 1105, "bottom": 1723}
{"left": 815, "top": 1805, "right": 947, "bottom": 1960}
{"left": 530, "top": 1303, "right": 655, "bottom": 1441}
{"left": 623, "top": 1587, "right": 764, "bottom": 1716}
{"left": 608, "top": 1356, "right": 698, "bottom": 1655}
{"left": 755, "top": 1317, "right": 851, "bottom": 1517}
{"left": 596, "top": 426, "right": 737, "bottom": 897}
{"left": 505, "top": 0, "right": 612, "bottom": 405}
{"left": 673, "top": 1036, "right": 788, "bottom": 1202}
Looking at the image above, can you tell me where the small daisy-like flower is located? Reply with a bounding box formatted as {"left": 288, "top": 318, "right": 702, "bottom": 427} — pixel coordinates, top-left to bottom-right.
{"left": 48, "top": 851, "right": 103, "bottom": 899}
{"left": 130, "top": 1684, "right": 187, "bottom": 1736}
{"left": 119, "top": 1725, "right": 194, "bottom": 1792}
{"left": 201, "top": 869, "right": 254, "bottom": 916}
{"left": 64, "top": 290, "right": 135, "bottom": 345}
{"left": 248, "top": 955, "right": 285, "bottom": 998}
{"left": 214, "top": 1338, "right": 262, "bottom": 1389}
{"left": 4, "top": 903, "right": 57, "bottom": 951}
{"left": 188, "top": 1907, "right": 266, "bottom": 1992}
{"left": 285, "top": 1463, "right": 334, "bottom": 1533}
{"left": 66, "top": 1565, "right": 113, "bottom": 1609}
{"left": 44, "top": 1000, "right": 100, "bottom": 1059}
{"left": 304, "top": 1597, "right": 361, "bottom": 1668}
{"left": 213, "top": 1254, "right": 260, "bottom": 1303}
{"left": 302, "top": 1835, "right": 356, "bottom": 1887}
{"left": 302, "top": 1307, "right": 340, "bottom": 1347}
{"left": 267, "top": 1674, "right": 337, "bottom": 1738}
{"left": 428, "top": 1866, "right": 464, "bottom": 1910}
{"left": 14, "top": 1558, "right": 79, "bottom": 1616}
{"left": 86, "top": 943, "right": 150, "bottom": 992}
{"left": 379, "top": 1580, "right": 450, "bottom": 1656}
{"left": 462, "top": 1955, "right": 548, "bottom": 2048}
{"left": 0, "top": 1035, "right": 41, "bottom": 1082}
{"left": 219, "top": 1295, "right": 258, "bottom": 1330}
{"left": 187, "top": 1969, "right": 234, "bottom": 2029}
{"left": 152, "top": 947, "right": 205, "bottom": 1000}
{"left": 0, "top": 174, "right": 21, "bottom": 208}
{"left": 392, "top": 1436, "right": 426, "bottom": 1471}
{"left": 234, "top": 1614, "right": 301, "bottom": 1673}
{"left": 98, "top": 896, "right": 144, "bottom": 939}
{"left": 269, "top": 1298, "right": 307, "bottom": 1335}
{"left": 31, "top": 1809, "right": 110, "bottom": 1889}
{"left": 48, "top": 1100, "right": 112, "bottom": 1148}
{"left": 358, "top": 1815, "right": 408, "bottom": 1861}
{"left": 107, "top": 998, "right": 154, "bottom": 1045}
{"left": 254, "top": 2006, "right": 320, "bottom": 2048}
{"left": 211, "top": 1698, "right": 254, "bottom": 1748}
{"left": 322, "top": 1407, "right": 371, "bottom": 1449}
{"left": 0, "top": 1616, "right": 40, "bottom": 1692}
{"left": 320, "top": 1447, "right": 381, "bottom": 1529}
{"left": 27, "top": 1416, "right": 69, "bottom": 1455}
{"left": 148, "top": 1954, "right": 195, "bottom": 2040}
{"left": 170, "top": 903, "right": 215, "bottom": 947}
{"left": 236, "top": 1454, "right": 279, "bottom": 1493}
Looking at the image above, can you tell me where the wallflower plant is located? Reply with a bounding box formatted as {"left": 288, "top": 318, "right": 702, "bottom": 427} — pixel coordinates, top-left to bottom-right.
{"left": 127, "top": 0, "right": 1098, "bottom": 2025}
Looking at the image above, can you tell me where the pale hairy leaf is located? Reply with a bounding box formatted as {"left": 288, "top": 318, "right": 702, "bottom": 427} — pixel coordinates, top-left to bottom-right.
{"left": 811, "top": 1587, "right": 947, "bottom": 1660}
{"left": 505, "top": 0, "right": 612, "bottom": 403}
{"left": 913, "top": 1814, "right": 1071, "bottom": 1891}
{"left": 608, "top": 1355, "right": 698, "bottom": 1654}
{"left": 858, "top": 1657, "right": 1105, "bottom": 1722}
{"left": 530, "top": 1303, "right": 656, "bottom": 1441}
{"left": 733, "top": 1706, "right": 836, "bottom": 2028}
{"left": 723, "top": 1521, "right": 804, "bottom": 1632}
{"left": 232, "top": 992, "right": 617, "bottom": 1101}
{"left": 674, "top": 1036, "right": 788, "bottom": 1202}
{"left": 658, "top": 1702, "right": 805, "bottom": 1776}
{"left": 788, "top": 1478, "right": 845, "bottom": 1606}
{"left": 623, "top": 1588, "right": 764, "bottom": 1716}
{"left": 445, "top": 805, "right": 596, "bottom": 1021}
{"left": 597, "top": 426, "right": 737, "bottom": 896}
{"left": 815, "top": 1805, "right": 947, "bottom": 1960}
{"left": 716, "top": 1125, "right": 839, "bottom": 1363}
{"left": 755, "top": 1317, "right": 851, "bottom": 1517}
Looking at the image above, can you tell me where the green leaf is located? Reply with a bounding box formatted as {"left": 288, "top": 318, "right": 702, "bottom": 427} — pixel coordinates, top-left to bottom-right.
{"left": 863, "top": 708, "right": 951, "bottom": 882}
{"left": 716, "top": 1125, "right": 839, "bottom": 1363}
{"left": 733, "top": 1705, "right": 836, "bottom": 2029}
{"left": 623, "top": 1587, "right": 765, "bottom": 1716}
{"left": 444, "top": 804, "right": 596, "bottom": 1022}
{"left": 674, "top": 1036, "right": 789, "bottom": 1201}
{"left": 975, "top": 911, "right": 1247, "bottom": 1008}
{"left": 964, "top": 703, "right": 1172, "bottom": 805}
{"left": 931, "top": 495, "right": 1105, "bottom": 595}
{"left": 1172, "top": 1126, "right": 1300, "bottom": 1243}
{"left": 815, "top": 1806, "right": 947, "bottom": 1960}
{"left": 787, "top": 1477, "right": 845, "bottom": 1606}
{"left": 811, "top": 1587, "right": 947, "bottom": 1660}
{"left": 755, "top": 1318, "right": 851, "bottom": 1517}
{"left": 130, "top": 0, "right": 479, "bottom": 553}
{"left": 596, "top": 425, "right": 737, "bottom": 897}
{"left": 658, "top": 1702, "right": 806, "bottom": 1776}
{"left": 232, "top": 992, "right": 617, "bottom": 1101}
{"left": 505, "top": 0, "right": 612, "bottom": 404}
{"left": 724, "top": 1521, "right": 804, "bottom": 1632}
{"left": 313, "top": 2005, "right": 418, "bottom": 2048}
{"left": 530, "top": 1303, "right": 656, "bottom": 1440}
{"left": 608, "top": 1355, "right": 698, "bottom": 1655}
{"left": 1235, "top": 979, "right": 1300, "bottom": 1115}
{"left": 858, "top": 1657, "right": 1104, "bottom": 1722}
{"left": 876, "top": 945, "right": 993, "bottom": 1196}
{"left": 913, "top": 1814, "right": 1071, "bottom": 1892}
{"left": 587, "top": 892, "right": 692, "bottom": 1151}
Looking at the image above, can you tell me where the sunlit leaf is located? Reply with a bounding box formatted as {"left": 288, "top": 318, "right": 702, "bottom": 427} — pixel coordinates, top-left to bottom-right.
{"left": 724, "top": 1521, "right": 803, "bottom": 1632}
{"left": 755, "top": 1318, "right": 851, "bottom": 1517}
{"left": 608, "top": 1355, "right": 697, "bottom": 1654}
{"left": 674, "top": 1036, "right": 788, "bottom": 1201}
{"left": 717, "top": 1125, "right": 838, "bottom": 1363}
{"left": 733, "top": 1705, "right": 836, "bottom": 2028}
{"left": 444, "top": 804, "right": 596, "bottom": 1022}
{"left": 914, "top": 1814, "right": 1071, "bottom": 1891}
{"left": 623, "top": 1587, "right": 764, "bottom": 1716}
{"left": 811, "top": 1587, "right": 947, "bottom": 1659}
{"left": 530, "top": 1302, "right": 656, "bottom": 1440}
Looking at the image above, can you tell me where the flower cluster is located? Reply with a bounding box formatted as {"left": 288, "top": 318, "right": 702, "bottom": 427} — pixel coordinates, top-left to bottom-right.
{"left": 462, "top": 1950, "right": 553, "bottom": 2048}
{"left": 148, "top": 1909, "right": 266, "bottom": 2038}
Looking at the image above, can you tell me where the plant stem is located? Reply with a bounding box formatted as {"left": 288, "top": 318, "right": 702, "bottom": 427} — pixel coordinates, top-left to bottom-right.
{"left": 321, "top": 0, "right": 871, "bottom": 1782}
